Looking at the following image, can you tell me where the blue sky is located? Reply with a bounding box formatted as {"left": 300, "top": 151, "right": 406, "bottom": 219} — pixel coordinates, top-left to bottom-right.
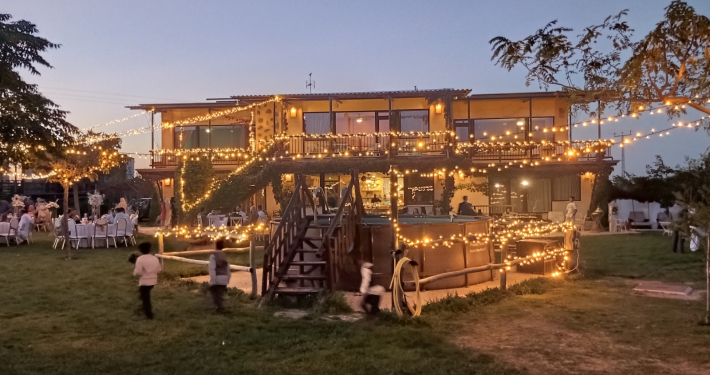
{"left": 5, "top": 0, "right": 710, "bottom": 173}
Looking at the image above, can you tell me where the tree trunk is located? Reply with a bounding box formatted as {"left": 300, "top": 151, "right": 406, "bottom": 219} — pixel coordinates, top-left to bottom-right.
{"left": 73, "top": 184, "right": 80, "bottom": 216}
{"left": 706, "top": 234, "right": 709, "bottom": 325}
{"left": 62, "top": 184, "right": 71, "bottom": 260}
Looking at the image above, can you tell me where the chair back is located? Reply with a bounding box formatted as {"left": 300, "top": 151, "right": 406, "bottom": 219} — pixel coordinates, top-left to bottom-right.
{"left": 0, "top": 222, "right": 10, "bottom": 235}
{"left": 9, "top": 217, "right": 19, "bottom": 232}
{"left": 67, "top": 220, "right": 77, "bottom": 237}
{"left": 94, "top": 219, "right": 108, "bottom": 238}
{"left": 197, "top": 214, "right": 203, "bottom": 226}
{"left": 116, "top": 218, "right": 128, "bottom": 236}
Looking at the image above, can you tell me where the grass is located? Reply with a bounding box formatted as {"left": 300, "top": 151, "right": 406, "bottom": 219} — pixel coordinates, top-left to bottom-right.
{"left": 1, "top": 231, "right": 708, "bottom": 374}
{"left": 0, "top": 233, "right": 517, "bottom": 375}
{"left": 579, "top": 232, "right": 706, "bottom": 284}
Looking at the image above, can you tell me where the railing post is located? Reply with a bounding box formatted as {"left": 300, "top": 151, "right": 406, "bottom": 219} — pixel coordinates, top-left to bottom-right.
{"left": 499, "top": 242, "right": 508, "bottom": 291}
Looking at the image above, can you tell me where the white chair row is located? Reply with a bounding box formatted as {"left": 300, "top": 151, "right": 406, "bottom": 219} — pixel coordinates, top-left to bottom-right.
{"left": 0, "top": 217, "right": 33, "bottom": 245}
{"left": 52, "top": 218, "right": 136, "bottom": 249}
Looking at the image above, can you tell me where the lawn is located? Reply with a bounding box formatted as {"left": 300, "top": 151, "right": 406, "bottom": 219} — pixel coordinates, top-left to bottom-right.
{"left": 0, "top": 231, "right": 708, "bottom": 375}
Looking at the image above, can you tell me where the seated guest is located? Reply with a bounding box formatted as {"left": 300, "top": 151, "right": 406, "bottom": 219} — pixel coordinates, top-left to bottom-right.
{"left": 371, "top": 194, "right": 382, "bottom": 204}
{"left": 249, "top": 206, "right": 258, "bottom": 224}
{"left": 105, "top": 209, "right": 116, "bottom": 224}
{"left": 0, "top": 200, "right": 11, "bottom": 222}
{"left": 17, "top": 209, "right": 32, "bottom": 243}
{"left": 69, "top": 209, "right": 81, "bottom": 223}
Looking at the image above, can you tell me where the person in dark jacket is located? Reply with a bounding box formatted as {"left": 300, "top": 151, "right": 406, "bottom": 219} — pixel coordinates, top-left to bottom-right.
{"left": 0, "top": 200, "right": 11, "bottom": 222}
{"left": 457, "top": 196, "right": 475, "bottom": 216}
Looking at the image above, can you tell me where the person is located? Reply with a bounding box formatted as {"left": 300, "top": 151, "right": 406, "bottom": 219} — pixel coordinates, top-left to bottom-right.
{"left": 132, "top": 242, "right": 161, "bottom": 319}
{"left": 669, "top": 203, "right": 686, "bottom": 253}
{"left": 502, "top": 208, "right": 513, "bottom": 219}
{"left": 413, "top": 208, "right": 420, "bottom": 216}
{"left": 0, "top": 200, "right": 11, "bottom": 222}
{"left": 69, "top": 209, "right": 81, "bottom": 223}
{"left": 17, "top": 209, "right": 32, "bottom": 243}
{"left": 208, "top": 239, "right": 231, "bottom": 313}
{"left": 249, "top": 206, "right": 258, "bottom": 224}
{"left": 114, "top": 207, "right": 131, "bottom": 225}
{"left": 257, "top": 205, "right": 268, "bottom": 224}
{"left": 163, "top": 197, "right": 172, "bottom": 227}
{"left": 457, "top": 196, "right": 475, "bottom": 216}
{"left": 105, "top": 209, "right": 116, "bottom": 224}
{"left": 371, "top": 194, "right": 382, "bottom": 204}
{"left": 565, "top": 197, "right": 578, "bottom": 223}
{"left": 359, "top": 262, "right": 382, "bottom": 316}
{"left": 234, "top": 205, "right": 247, "bottom": 222}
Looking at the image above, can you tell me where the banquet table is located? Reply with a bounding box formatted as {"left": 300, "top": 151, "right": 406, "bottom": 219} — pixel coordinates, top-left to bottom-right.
{"left": 71, "top": 223, "right": 132, "bottom": 248}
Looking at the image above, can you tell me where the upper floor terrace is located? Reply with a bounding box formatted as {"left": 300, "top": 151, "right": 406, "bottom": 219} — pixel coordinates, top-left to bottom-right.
{"left": 128, "top": 89, "right": 614, "bottom": 170}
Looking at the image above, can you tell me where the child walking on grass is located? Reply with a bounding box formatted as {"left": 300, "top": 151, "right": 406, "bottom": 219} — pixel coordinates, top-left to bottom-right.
{"left": 132, "top": 242, "right": 162, "bottom": 319}
{"left": 209, "top": 239, "right": 231, "bottom": 313}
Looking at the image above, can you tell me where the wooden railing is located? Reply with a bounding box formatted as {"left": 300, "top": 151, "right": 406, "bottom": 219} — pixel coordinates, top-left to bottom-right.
{"left": 260, "top": 174, "right": 315, "bottom": 301}
{"left": 316, "top": 170, "right": 366, "bottom": 291}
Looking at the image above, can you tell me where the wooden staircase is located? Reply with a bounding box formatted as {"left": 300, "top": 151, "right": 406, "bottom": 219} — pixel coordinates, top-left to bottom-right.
{"left": 261, "top": 171, "right": 366, "bottom": 303}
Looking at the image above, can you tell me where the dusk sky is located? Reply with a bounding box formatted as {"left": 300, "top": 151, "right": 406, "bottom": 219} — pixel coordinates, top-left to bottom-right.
{"left": 5, "top": 0, "right": 710, "bottom": 174}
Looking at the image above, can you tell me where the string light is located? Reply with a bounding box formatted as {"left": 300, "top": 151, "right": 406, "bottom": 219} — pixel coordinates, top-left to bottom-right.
{"left": 81, "top": 110, "right": 152, "bottom": 131}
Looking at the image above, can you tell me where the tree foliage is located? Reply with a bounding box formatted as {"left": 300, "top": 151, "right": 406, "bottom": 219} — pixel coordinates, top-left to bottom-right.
{"left": 490, "top": 1, "right": 710, "bottom": 119}
{"left": 175, "top": 158, "right": 215, "bottom": 223}
{"left": 0, "top": 14, "right": 76, "bottom": 169}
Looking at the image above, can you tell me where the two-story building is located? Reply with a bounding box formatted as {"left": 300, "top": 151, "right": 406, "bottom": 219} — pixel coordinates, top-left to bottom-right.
{"left": 129, "top": 88, "right": 615, "bottom": 220}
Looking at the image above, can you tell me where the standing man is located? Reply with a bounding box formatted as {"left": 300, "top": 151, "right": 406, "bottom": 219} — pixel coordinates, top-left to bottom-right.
{"left": 457, "top": 196, "right": 475, "bottom": 216}
{"left": 669, "top": 203, "right": 686, "bottom": 253}
{"left": 208, "top": 239, "right": 231, "bottom": 313}
{"left": 565, "top": 196, "right": 578, "bottom": 223}
{"left": 132, "top": 242, "right": 162, "bottom": 319}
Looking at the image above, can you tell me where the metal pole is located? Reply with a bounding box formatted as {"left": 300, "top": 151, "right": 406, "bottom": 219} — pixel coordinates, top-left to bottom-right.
{"left": 613, "top": 131, "right": 632, "bottom": 176}
{"left": 150, "top": 111, "right": 155, "bottom": 167}
{"left": 597, "top": 101, "right": 601, "bottom": 140}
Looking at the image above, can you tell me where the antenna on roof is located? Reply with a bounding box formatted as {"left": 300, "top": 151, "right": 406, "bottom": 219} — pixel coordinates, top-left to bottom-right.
{"left": 414, "top": 86, "right": 418, "bottom": 91}
{"left": 306, "top": 73, "right": 315, "bottom": 94}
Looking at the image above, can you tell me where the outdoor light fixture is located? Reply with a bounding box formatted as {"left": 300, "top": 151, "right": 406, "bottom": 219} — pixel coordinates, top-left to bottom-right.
{"left": 356, "top": 117, "right": 363, "bottom": 123}
{"left": 521, "top": 180, "right": 529, "bottom": 186}
{"left": 284, "top": 174, "right": 293, "bottom": 182}
{"left": 164, "top": 178, "right": 172, "bottom": 186}
{"left": 494, "top": 183, "right": 500, "bottom": 188}
{"left": 516, "top": 120, "right": 524, "bottom": 126}
{"left": 435, "top": 103, "right": 443, "bottom": 114}
{"left": 290, "top": 107, "right": 297, "bottom": 118}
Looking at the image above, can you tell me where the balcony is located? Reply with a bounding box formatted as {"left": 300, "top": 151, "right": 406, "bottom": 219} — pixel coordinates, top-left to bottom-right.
{"left": 151, "top": 132, "right": 612, "bottom": 168}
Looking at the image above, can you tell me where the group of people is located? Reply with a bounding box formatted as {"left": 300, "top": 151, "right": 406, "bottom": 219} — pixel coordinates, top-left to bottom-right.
{"left": 131, "top": 240, "right": 232, "bottom": 319}
{"left": 199, "top": 205, "right": 268, "bottom": 227}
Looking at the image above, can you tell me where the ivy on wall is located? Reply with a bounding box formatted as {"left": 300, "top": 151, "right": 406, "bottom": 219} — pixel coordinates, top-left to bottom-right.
{"left": 435, "top": 175, "right": 455, "bottom": 215}
{"left": 456, "top": 180, "right": 489, "bottom": 196}
{"left": 175, "top": 158, "right": 215, "bottom": 223}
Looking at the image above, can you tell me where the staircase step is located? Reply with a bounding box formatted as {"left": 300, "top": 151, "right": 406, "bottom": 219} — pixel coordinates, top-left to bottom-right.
{"left": 302, "top": 236, "right": 324, "bottom": 241}
{"left": 290, "top": 261, "right": 326, "bottom": 266}
{"left": 275, "top": 287, "right": 323, "bottom": 295}
{"left": 295, "top": 248, "right": 319, "bottom": 253}
{"left": 281, "top": 274, "right": 326, "bottom": 280}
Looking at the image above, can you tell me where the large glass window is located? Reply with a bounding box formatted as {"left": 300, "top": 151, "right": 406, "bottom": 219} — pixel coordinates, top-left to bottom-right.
{"left": 336, "top": 112, "right": 376, "bottom": 134}
{"left": 530, "top": 117, "right": 555, "bottom": 141}
{"left": 474, "top": 118, "right": 526, "bottom": 141}
{"left": 377, "top": 113, "right": 390, "bottom": 133}
{"left": 400, "top": 110, "right": 429, "bottom": 133}
{"left": 404, "top": 175, "right": 435, "bottom": 205}
{"left": 210, "top": 125, "right": 247, "bottom": 149}
{"left": 174, "top": 126, "right": 199, "bottom": 149}
{"left": 304, "top": 112, "right": 331, "bottom": 134}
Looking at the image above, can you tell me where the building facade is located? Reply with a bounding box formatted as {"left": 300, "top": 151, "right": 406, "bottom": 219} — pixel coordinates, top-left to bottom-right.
{"left": 129, "top": 89, "right": 615, "bottom": 220}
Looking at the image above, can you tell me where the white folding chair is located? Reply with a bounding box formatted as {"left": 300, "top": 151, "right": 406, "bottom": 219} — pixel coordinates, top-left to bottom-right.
{"left": 659, "top": 221, "right": 673, "bottom": 236}
{"left": 8, "top": 218, "right": 21, "bottom": 245}
{"left": 67, "top": 220, "right": 85, "bottom": 249}
{"left": 616, "top": 219, "right": 628, "bottom": 233}
{"left": 197, "top": 215, "right": 203, "bottom": 227}
{"left": 93, "top": 219, "right": 109, "bottom": 248}
{"left": 52, "top": 218, "right": 65, "bottom": 249}
{"left": 106, "top": 221, "right": 118, "bottom": 248}
{"left": 116, "top": 218, "right": 131, "bottom": 247}
{"left": 0, "top": 222, "right": 11, "bottom": 246}
{"left": 230, "top": 216, "right": 242, "bottom": 227}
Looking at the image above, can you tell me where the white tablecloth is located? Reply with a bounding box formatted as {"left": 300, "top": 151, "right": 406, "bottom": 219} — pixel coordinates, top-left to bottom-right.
{"left": 71, "top": 223, "right": 127, "bottom": 248}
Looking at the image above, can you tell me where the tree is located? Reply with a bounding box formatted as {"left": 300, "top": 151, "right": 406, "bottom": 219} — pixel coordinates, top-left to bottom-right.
{"left": 40, "top": 132, "right": 123, "bottom": 259}
{"left": 489, "top": 1, "right": 710, "bottom": 119}
{"left": 0, "top": 14, "right": 77, "bottom": 170}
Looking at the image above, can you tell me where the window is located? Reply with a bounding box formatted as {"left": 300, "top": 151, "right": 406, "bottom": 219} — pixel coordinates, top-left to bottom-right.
{"left": 304, "top": 112, "right": 331, "bottom": 134}
{"left": 516, "top": 178, "right": 551, "bottom": 213}
{"left": 174, "top": 126, "right": 199, "bottom": 149}
{"left": 210, "top": 125, "right": 247, "bottom": 149}
{"left": 530, "top": 117, "right": 555, "bottom": 141}
{"left": 173, "top": 125, "right": 247, "bottom": 149}
{"left": 552, "top": 175, "right": 581, "bottom": 201}
{"left": 404, "top": 175, "right": 434, "bottom": 205}
{"left": 400, "top": 110, "right": 429, "bottom": 133}
{"left": 336, "top": 112, "right": 376, "bottom": 134}
{"left": 377, "top": 112, "right": 390, "bottom": 133}
{"left": 454, "top": 119, "right": 471, "bottom": 142}
{"left": 474, "top": 118, "right": 526, "bottom": 141}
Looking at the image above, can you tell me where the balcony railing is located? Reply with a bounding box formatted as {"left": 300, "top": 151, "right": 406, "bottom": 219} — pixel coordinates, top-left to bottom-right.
{"left": 151, "top": 133, "right": 612, "bottom": 167}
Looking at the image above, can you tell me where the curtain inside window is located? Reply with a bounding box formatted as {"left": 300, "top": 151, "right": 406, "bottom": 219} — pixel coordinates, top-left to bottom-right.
{"left": 552, "top": 175, "right": 581, "bottom": 200}
{"left": 527, "top": 178, "right": 551, "bottom": 212}
{"left": 335, "top": 112, "right": 376, "bottom": 134}
{"left": 400, "top": 110, "right": 429, "bottom": 133}
{"left": 304, "top": 113, "right": 331, "bottom": 134}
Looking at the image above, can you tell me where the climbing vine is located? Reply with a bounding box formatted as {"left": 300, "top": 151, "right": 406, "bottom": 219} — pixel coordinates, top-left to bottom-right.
{"left": 175, "top": 158, "right": 215, "bottom": 223}
{"left": 435, "top": 175, "right": 455, "bottom": 215}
